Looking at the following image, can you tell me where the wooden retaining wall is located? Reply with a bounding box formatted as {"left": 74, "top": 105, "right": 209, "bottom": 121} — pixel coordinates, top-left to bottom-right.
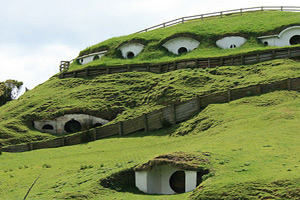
{"left": 3, "top": 76, "right": 300, "bottom": 153}
{"left": 59, "top": 47, "right": 300, "bottom": 79}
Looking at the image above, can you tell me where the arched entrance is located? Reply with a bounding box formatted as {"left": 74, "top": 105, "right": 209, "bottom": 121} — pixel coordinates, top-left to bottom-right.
{"left": 169, "top": 171, "right": 185, "bottom": 193}
{"left": 289, "top": 35, "right": 300, "bottom": 45}
{"left": 42, "top": 124, "right": 54, "bottom": 130}
{"left": 178, "top": 47, "right": 188, "bottom": 55}
{"left": 64, "top": 120, "right": 82, "bottom": 133}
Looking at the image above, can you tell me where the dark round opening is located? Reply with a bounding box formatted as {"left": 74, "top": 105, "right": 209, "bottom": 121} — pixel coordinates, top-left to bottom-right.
{"left": 93, "top": 123, "right": 103, "bottom": 128}
{"left": 178, "top": 47, "right": 188, "bottom": 55}
{"left": 126, "top": 51, "right": 135, "bottom": 59}
{"left": 42, "top": 124, "right": 54, "bottom": 130}
{"left": 64, "top": 120, "right": 82, "bottom": 133}
{"left": 93, "top": 55, "right": 100, "bottom": 61}
{"left": 80, "top": 59, "right": 83, "bottom": 63}
{"left": 264, "top": 41, "right": 269, "bottom": 46}
{"left": 289, "top": 35, "right": 300, "bottom": 45}
{"left": 169, "top": 171, "right": 185, "bottom": 193}
{"left": 230, "top": 44, "right": 237, "bottom": 48}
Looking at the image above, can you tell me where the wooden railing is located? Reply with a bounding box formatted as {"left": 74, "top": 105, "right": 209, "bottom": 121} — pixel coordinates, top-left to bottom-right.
{"left": 136, "top": 6, "right": 300, "bottom": 33}
{"left": 58, "top": 46, "right": 300, "bottom": 79}
{"left": 3, "top": 75, "right": 300, "bottom": 153}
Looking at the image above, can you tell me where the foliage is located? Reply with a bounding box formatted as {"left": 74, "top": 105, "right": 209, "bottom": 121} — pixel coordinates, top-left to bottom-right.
{"left": 0, "top": 80, "right": 23, "bottom": 106}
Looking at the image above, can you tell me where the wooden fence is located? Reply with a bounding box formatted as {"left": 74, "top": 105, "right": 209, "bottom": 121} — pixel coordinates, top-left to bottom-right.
{"left": 58, "top": 46, "right": 300, "bottom": 79}
{"left": 3, "top": 76, "right": 300, "bottom": 153}
{"left": 136, "top": 6, "right": 300, "bottom": 33}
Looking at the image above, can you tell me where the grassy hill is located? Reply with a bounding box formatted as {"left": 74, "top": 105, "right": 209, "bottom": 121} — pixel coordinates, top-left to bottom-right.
{"left": 0, "top": 90, "right": 299, "bottom": 199}
{"left": 0, "top": 9, "right": 300, "bottom": 200}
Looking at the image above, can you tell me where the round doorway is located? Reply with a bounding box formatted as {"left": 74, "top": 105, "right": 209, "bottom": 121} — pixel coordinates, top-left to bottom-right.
{"left": 289, "top": 35, "right": 300, "bottom": 45}
{"left": 169, "top": 171, "right": 185, "bottom": 193}
{"left": 64, "top": 120, "right": 82, "bottom": 133}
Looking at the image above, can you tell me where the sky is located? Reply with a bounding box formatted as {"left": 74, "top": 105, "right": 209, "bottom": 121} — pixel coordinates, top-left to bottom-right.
{"left": 0, "top": 0, "right": 299, "bottom": 93}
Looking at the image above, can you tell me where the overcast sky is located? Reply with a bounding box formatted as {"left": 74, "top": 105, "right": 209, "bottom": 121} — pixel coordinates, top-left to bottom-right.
{"left": 0, "top": 0, "right": 299, "bottom": 93}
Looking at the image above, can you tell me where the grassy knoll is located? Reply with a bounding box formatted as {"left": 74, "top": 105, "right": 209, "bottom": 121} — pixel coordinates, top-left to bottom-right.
{"left": 0, "top": 90, "right": 299, "bottom": 199}
{"left": 1, "top": 59, "right": 300, "bottom": 145}
{"left": 67, "top": 11, "right": 300, "bottom": 71}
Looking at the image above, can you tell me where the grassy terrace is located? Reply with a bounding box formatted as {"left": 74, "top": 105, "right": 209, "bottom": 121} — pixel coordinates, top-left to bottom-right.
{"left": 0, "top": 90, "right": 299, "bottom": 199}
{"left": 1, "top": 59, "right": 300, "bottom": 146}
{"left": 67, "top": 11, "right": 300, "bottom": 71}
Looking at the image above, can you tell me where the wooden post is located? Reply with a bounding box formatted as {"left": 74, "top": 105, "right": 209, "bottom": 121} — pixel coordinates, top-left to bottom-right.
{"left": 182, "top": 17, "right": 184, "bottom": 23}
{"left": 201, "top": 15, "right": 204, "bottom": 20}
{"left": 92, "top": 129, "right": 97, "bottom": 141}
{"left": 288, "top": 49, "right": 291, "bottom": 58}
{"left": 0, "top": 143, "right": 2, "bottom": 155}
{"left": 73, "top": 71, "right": 77, "bottom": 78}
{"left": 220, "top": 12, "right": 223, "bottom": 18}
{"left": 174, "top": 62, "right": 178, "bottom": 70}
{"left": 231, "top": 57, "right": 234, "bottom": 65}
{"left": 227, "top": 90, "right": 232, "bottom": 102}
{"left": 106, "top": 68, "right": 110, "bottom": 74}
{"left": 146, "top": 65, "right": 150, "bottom": 72}
{"left": 159, "top": 64, "right": 162, "bottom": 73}
{"left": 261, "top": 6, "right": 264, "bottom": 11}
{"left": 61, "top": 137, "right": 65, "bottom": 147}
{"left": 272, "top": 50, "right": 276, "bottom": 59}
{"left": 241, "top": 55, "right": 244, "bottom": 65}
{"left": 281, "top": 6, "right": 283, "bottom": 11}
{"left": 220, "top": 58, "right": 224, "bottom": 66}
{"left": 197, "top": 96, "right": 202, "bottom": 111}
{"left": 208, "top": 59, "right": 211, "bottom": 68}
{"left": 171, "top": 104, "right": 177, "bottom": 124}
{"left": 256, "top": 53, "right": 260, "bottom": 63}
{"left": 127, "top": 65, "right": 131, "bottom": 72}
{"left": 143, "top": 114, "right": 149, "bottom": 132}
{"left": 287, "top": 78, "right": 292, "bottom": 90}
{"left": 28, "top": 143, "right": 34, "bottom": 151}
{"left": 118, "top": 121, "right": 124, "bottom": 136}
{"left": 85, "top": 69, "right": 89, "bottom": 77}
{"left": 257, "top": 84, "right": 262, "bottom": 94}
{"left": 195, "top": 60, "right": 199, "bottom": 68}
{"left": 240, "top": 8, "right": 243, "bottom": 15}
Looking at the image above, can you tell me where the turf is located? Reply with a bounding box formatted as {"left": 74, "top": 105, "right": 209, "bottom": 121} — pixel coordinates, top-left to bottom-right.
{"left": 1, "top": 59, "right": 300, "bottom": 145}
{"left": 66, "top": 11, "right": 300, "bottom": 71}
{"left": 0, "top": 90, "right": 299, "bottom": 199}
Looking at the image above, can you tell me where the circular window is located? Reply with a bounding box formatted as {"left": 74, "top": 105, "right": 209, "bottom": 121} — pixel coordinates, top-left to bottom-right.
{"left": 289, "top": 35, "right": 300, "bottom": 45}
{"left": 79, "top": 59, "right": 83, "bottom": 64}
{"left": 42, "top": 124, "right": 54, "bottom": 130}
{"left": 264, "top": 41, "right": 269, "bottom": 46}
{"left": 64, "top": 120, "right": 82, "bottom": 133}
{"left": 178, "top": 47, "right": 188, "bottom": 55}
{"left": 126, "top": 51, "right": 135, "bottom": 59}
{"left": 230, "top": 44, "right": 237, "bottom": 48}
{"left": 169, "top": 171, "right": 185, "bottom": 193}
{"left": 93, "top": 55, "right": 100, "bottom": 61}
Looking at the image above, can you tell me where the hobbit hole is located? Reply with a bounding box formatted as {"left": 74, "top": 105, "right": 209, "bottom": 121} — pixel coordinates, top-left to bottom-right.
{"left": 178, "top": 47, "right": 188, "bottom": 55}
{"left": 289, "top": 35, "right": 300, "bottom": 45}
{"left": 162, "top": 37, "right": 200, "bottom": 55}
{"left": 126, "top": 51, "right": 135, "bottom": 59}
{"left": 118, "top": 43, "right": 144, "bottom": 59}
{"left": 93, "top": 55, "right": 100, "bottom": 60}
{"left": 169, "top": 171, "right": 185, "bottom": 193}
{"left": 64, "top": 119, "right": 82, "bottom": 133}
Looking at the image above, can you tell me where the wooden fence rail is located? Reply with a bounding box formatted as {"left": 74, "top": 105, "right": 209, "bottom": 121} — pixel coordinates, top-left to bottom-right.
{"left": 3, "top": 75, "right": 300, "bottom": 153}
{"left": 58, "top": 46, "right": 300, "bottom": 79}
{"left": 136, "top": 6, "right": 300, "bottom": 33}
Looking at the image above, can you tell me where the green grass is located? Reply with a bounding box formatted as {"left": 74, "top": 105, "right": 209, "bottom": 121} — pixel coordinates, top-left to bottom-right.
{"left": 66, "top": 11, "right": 300, "bottom": 71}
{"left": 2, "top": 59, "right": 300, "bottom": 145}
{"left": 0, "top": 90, "right": 299, "bottom": 199}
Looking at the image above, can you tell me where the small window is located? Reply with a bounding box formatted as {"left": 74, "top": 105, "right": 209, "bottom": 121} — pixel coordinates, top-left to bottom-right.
{"left": 93, "top": 55, "right": 100, "bottom": 60}
{"left": 289, "top": 35, "right": 300, "bottom": 45}
{"left": 178, "top": 47, "right": 188, "bottom": 55}
{"left": 126, "top": 51, "right": 135, "bottom": 59}
{"left": 169, "top": 171, "right": 185, "bottom": 194}
{"left": 42, "top": 124, "right": 54, "bottom": 130}
{"left": 230, "top": 44, "right": 237, "bottom": 48}
{"left": 264, "top": 41, "right": 269, "bottom": 46}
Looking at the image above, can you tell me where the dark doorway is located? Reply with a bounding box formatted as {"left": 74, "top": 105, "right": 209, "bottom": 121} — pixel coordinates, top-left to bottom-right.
{"left": 64, "top": 120, "right": 82, "bottom": 133}
{"left": 290, "top": 35, "right": 300, "bottom": 45}
{"left": 169, "top": 171, "right": 185, "bottom": 193}
{"left": 230, "top": 44, "right": 237, "bottom": 48}
{"left": 42, "top": 124, "right": 54, "bottom": 130}
{"left": 93, "top": 55, "right": 100, "bottom": 60}
{"left": 127, "top": 51, "right": 135, "bottom": 59}
{"left": 178, "top": 47, "right": 188, "bottom": 55}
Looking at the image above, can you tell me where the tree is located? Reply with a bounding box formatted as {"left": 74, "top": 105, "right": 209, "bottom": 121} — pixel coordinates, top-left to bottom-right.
{"left": 0, "top": 80, "right": 23, "bottom": 106}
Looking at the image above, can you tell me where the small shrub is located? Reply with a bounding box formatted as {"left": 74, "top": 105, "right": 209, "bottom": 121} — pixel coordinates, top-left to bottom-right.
{"left": 42, "top": 164, "right": 51, "bottom": 168}
{"left": 80, "top": 165, "right": 93, "bottom": 170}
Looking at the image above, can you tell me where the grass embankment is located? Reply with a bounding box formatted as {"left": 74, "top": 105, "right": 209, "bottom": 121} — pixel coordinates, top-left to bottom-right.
{"left": 0, "top": 90, "right": 299, "bottom": 199}
{"left": 67, "top": 11, "right": 300, "bottom": 71}
{"left": 1, "top": 59, "right": 300, "bottom": 145}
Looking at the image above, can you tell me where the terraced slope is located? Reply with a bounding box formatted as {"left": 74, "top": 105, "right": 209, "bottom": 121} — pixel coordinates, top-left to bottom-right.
{"left": 0, "top": 90, "right": 299, "bottom": 199}
{"left": 1, "top": 59, "right": 300, "bottom": 146}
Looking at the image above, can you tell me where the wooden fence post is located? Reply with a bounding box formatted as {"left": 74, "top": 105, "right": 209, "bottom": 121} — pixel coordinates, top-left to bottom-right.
{"left": 197, "top": 96, "right": 202, "bottom": 111}
{"left": 118, "top": 121, "right": 124, "bottom": 136}
{"left": 272, "top": 50, "right": 276, "bottom": 59}
{"left": 287, "top": 78, "right": 292, "bottom": 90}
{"left": 28, "top": 143, "right": 34, "bottom": 151}
{"left": 0, "top": 143, "right": 2, "bottom": 155}
{"left": 208, "top": 59, "right": 211, "bottom": 67}
{"left": 174, "top": 62, "right": 178, "bottom": 70}
{"left": 143, "top": 114, "right": 149, "bottom": 132}
{"left": 61, "top": 137, "right": 65, "bottom": 147}
{"left": 106, "top": 68, "right": 110, "bottom": 74}
{"left": 171, "top": 104, "right": 177, "bottom": 124}
{"left": 227, "top": 90, "right": 232, "bottom": 102}
{"left": 257, "top": 84, "right": 262, "bottom": 94}
{"left": 241, "top": 55, "right": 244, "bottom": 65}
{"left": 85, "top": 69, "right": 89, "bottom": 77}
{"left": 92, "top": 129, "right": 97, "bottom": 141}
{"left": 127, "top": 65, "right": 131, "bottom": 72}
